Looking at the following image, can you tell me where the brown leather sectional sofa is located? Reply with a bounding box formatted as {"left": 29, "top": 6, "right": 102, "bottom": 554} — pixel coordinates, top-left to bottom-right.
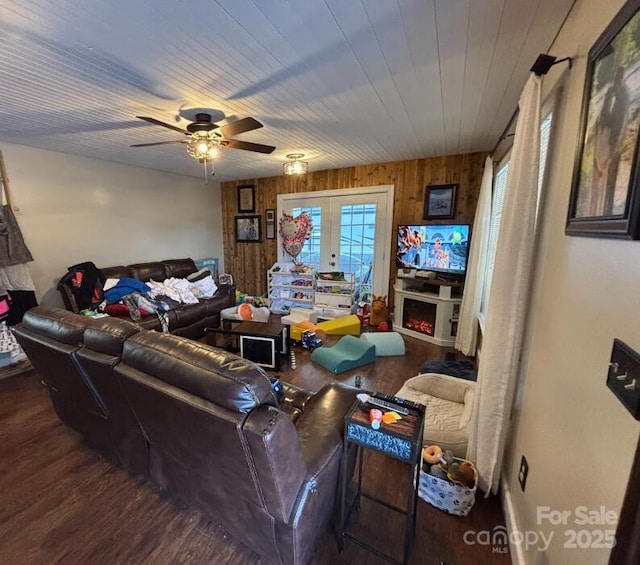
{"left": 14, "top": 306, "right": 359, "bottom": 564}
{"left": 57, "top": 258, "right": 235, "bottom": 339}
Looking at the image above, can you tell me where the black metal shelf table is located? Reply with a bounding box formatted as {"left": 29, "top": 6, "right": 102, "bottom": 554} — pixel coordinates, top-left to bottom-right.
{"left": 339, "top": 394, "right": 425, "bottom": 564}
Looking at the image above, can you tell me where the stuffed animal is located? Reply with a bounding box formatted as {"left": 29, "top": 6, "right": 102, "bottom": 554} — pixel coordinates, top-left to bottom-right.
{"left": 369, "top": 295, "right": 390, "bottom": 327}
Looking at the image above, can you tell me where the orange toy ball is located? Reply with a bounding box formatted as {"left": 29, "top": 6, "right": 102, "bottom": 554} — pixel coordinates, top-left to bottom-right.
{"left": 238, "top": 303, "right": 253, "bottom": 320}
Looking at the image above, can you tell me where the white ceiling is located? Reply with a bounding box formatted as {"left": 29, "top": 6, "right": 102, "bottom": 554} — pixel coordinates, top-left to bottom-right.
{"left": 0, "top": 0, "right": 576, "bottom": 181}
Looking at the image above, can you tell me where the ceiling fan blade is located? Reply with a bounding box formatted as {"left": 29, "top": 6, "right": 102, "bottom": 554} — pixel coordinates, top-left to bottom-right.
{"left": 130, "top": 140, "right": 188, "bottom": 147}
{"left": 224, "top": 139, "right": 276, "bottom": 154}
{"left": 219, "top": 117, "right": 263, "bottom": 137}
{"left": 136, "top": 116, "right": 189, "bottom": 135}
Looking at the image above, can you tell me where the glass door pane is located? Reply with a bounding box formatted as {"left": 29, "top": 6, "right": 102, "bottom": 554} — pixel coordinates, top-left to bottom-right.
{"left": 290, "top": 205, "right": 323, "bottom": 269}
{"left": 337, "top": 203, "right": 376, "bottom": 302}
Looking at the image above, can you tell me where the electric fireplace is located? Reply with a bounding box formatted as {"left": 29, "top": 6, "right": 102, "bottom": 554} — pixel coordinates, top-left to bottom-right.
{"left": 402, "top": 298, "right": 436, "bottom": 336}
{"left": 392, "top": 276, "right": 463, "bottom": 347}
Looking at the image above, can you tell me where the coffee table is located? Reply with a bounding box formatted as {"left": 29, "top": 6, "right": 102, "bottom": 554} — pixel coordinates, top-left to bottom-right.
{"left": 205, "top": 320, "right": 288, "bottom": 371}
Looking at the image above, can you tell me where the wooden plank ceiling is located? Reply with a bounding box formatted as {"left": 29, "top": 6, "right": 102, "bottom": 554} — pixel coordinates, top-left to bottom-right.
{"left": 0, "top": 0, "right": 576, "bottom": 181}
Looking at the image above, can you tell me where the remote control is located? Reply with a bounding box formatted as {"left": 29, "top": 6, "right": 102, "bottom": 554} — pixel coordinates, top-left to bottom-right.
{"left": 374, "top": 392, "right": 425, "bottom": 413}
{"left": 356, "top": 393, "right": 410, "bottom": 416}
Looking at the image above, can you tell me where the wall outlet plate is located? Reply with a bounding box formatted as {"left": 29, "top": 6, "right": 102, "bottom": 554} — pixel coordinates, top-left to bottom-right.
{"left": 607, "top": 339, "right": 640, "bottom": 420}
{"left": 518, "top": 455, "right": 529, "bottom": 491}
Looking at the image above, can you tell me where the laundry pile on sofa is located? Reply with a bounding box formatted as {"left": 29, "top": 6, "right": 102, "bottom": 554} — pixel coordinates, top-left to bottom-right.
{"left": 61, "top": 262, "right": 218, "bottom": 322}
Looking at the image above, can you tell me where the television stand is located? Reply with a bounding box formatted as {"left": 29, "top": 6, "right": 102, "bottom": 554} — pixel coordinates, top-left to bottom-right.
{"left": 393, "top": 274, "right": 463, "bottom": 346}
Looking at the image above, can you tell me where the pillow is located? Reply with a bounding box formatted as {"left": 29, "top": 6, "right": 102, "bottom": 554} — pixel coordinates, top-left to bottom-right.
{"left": 238, "top": 303, "right": 253, "bottom": 320}
{"left": 105, "top": 303, "right": 152, "bottom": 318}
{"left": 103, "top": 278, "right": 120, "bottom": 291}
{"left": 105, "top": 304, "right": 131, "bottom": 318}
{"left": 191, "top": 274, "right": 218, "bottom": 298}
{"left": 187, "top": 268, "right": 212, "bottom": 282}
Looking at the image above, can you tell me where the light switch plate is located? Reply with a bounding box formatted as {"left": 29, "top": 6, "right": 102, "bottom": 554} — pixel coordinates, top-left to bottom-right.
{"left": 606, "top": 339, "right": 640, "bottom": 420}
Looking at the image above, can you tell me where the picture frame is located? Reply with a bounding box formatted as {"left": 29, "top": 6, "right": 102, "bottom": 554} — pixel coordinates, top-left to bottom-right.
{"left": 566, "top": 0, "right": 640, "bottom": 239}
{"left": 423, "top": 184, "right": 457, "bottom": 219}
{"left": 235, "top": 215, "right": 261, "bottom": 242}
{"left": 237, "top": 184, "right": 256, "bottom": 213}
{"left": 265, "top": 209, "right": 276, "bottom": 240}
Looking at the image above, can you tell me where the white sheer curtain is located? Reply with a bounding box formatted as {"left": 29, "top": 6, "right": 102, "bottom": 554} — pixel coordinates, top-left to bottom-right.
{"left": 455, "top": 156, "right": 493, "bottom": 356}
{"left": 467, "top": 75, "right": 542, "bottom": 495}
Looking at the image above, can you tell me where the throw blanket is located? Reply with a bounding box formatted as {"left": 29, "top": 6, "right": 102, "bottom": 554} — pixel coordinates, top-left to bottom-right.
{"left": 103, "top": 278, "right": 150, "bottom": 304}
{"left": 146, "top": 278, "right": 199, "bottom": 304}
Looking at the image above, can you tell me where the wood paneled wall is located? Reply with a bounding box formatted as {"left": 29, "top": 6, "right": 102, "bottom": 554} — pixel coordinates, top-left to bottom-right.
{"left": 221, "top": 152, "right": 486, "bottom": 297}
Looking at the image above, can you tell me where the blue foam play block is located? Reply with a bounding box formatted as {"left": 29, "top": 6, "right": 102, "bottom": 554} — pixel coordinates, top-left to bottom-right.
{"left": 311, "top": 334, "right": 376, "bottom": 374}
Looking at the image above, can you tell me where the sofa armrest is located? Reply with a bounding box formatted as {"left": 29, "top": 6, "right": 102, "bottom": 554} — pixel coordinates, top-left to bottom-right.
{"left": 243, "top": 405, "right": 308, "bottom": 523}
{"left": 281, "top": 382, "right": 314, "bottom": 412}
{"left": 57, "top": 281, "right": 80, "bottom": 313}
{"left": 294, "top": 383, "right": 359, "bottom": 475}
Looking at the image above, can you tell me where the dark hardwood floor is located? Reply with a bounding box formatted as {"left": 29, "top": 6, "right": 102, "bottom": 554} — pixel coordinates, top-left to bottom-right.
{"left": 0, "top": 331, "right": 511, "bottom": 564}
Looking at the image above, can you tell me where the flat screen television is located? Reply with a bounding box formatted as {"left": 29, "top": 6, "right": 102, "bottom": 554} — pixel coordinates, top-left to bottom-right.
{"left": 396, "top": 224, "right": 471, "bottom": 278}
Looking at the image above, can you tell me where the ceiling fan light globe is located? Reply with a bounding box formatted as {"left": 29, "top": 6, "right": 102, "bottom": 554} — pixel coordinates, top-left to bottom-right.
{"left": 283, "top": 153, "right": 308, "bottom": 175}
{"left": 186, "top": 137, "right": 216, "bottom": 160}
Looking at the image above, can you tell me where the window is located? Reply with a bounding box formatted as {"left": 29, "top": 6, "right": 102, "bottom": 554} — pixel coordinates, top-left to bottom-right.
{"left": 480, "top": 160, "right": 509, "bottom": 316}
{"left": 479, "top": 111, "right": 554, "bottom": 322}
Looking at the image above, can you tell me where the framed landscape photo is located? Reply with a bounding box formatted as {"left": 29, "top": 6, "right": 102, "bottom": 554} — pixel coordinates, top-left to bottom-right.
{"left": 237, "top": 184, "right": 256, "bottom": 213}
{"left": 423, "top": 184, "right": 457, "bottom": 219}
{"left": 235, "top": 215, "right": 261, "bottom": 242}
{"left": 566, "top": 0, "right": 640, "bottom": 239}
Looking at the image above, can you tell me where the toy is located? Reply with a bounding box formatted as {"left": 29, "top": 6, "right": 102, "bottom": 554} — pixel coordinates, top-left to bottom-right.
{"left": 301, "top": 330, "right": 323, "bottom": 351}
{"left": 422, "top": 445, "right": 476, "bottom": 489}
{"left": 369, "top": 295, "right": 390, "bottom": 327}
{"left": 356, "top": 301, "right": 371, "bottom": 324}
{"left": 423, "top": 445, "right": 443, "bottom": 465}
{"left": 378, "top": 321, "right": 389, "bottom": 332}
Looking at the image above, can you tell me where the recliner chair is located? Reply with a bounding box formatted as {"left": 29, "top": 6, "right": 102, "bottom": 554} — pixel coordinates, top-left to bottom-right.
{"left": 117, "top": 331, "right": 357, "bottom": 564}
{"left": 14, "top": 307, "right": 150, "bottom": 476}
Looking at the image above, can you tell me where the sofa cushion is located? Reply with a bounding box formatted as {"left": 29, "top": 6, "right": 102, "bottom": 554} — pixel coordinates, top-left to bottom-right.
{"left": 172, "top": 301, "right": 208, "bottom": 327}
{"left": 101, "top": 266, "right": 132, "bottom": 279}
{"left": 163, "top": 258, "right": 197, "bottom": 279}
{"left": 127, "top": 262, "right": 167, "bottom": 282}
{"left": 135, "top": 311, "right": 177, "bottom": 332}
{"left": 122, "top": 331, "right": 277, "bottom": 412}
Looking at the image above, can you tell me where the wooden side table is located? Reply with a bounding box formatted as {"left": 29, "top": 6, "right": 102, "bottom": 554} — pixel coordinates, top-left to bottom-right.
{"left": 339, "top": 393, "right": 425, "bottom": 564}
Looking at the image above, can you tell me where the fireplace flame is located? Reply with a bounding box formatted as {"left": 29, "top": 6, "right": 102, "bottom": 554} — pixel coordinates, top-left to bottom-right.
{"left": 405, "top": 318, "right": 434, "bottom": 336}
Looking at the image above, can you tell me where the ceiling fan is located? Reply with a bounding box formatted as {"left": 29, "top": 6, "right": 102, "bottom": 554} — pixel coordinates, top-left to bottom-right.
{"left": 131, "top": 113, "right": 276, "bottom": 162}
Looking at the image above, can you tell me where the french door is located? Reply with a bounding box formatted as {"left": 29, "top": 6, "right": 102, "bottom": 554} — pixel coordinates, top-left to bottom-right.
{"left": 277, "top": 185, "right": 394, "bottom": 300}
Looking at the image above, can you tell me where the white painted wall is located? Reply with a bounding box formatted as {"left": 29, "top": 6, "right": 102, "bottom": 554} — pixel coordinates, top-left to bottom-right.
{"left": 504, "top": 0, "right": 640, "bottom": 563}
{"left": 0, "top": 143, "right": 224, "bottom": 307}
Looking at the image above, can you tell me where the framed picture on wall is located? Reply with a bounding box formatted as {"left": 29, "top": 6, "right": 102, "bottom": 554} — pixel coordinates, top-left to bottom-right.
{"left": 237, "top": 184, "right": 256, "bottom": 213}
{"left": 423, "top": 184, "right": 457, "bottom": 219}
{"left": 265, "top": 209, "right": 276, "bottom": 239}
{"left": 566, "top": 0, "right": 640, "bottom": 239}
{"left": 235, "top": 215, "right": 261, "bottom": 242}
